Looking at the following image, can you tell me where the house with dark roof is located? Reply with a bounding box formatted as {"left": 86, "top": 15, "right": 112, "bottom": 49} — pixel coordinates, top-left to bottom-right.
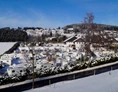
{"left": 64, "top": 35, "right": 77, "bottom": 46}
{"left": 73, "top": 38, "right": 85, "bottom": 49}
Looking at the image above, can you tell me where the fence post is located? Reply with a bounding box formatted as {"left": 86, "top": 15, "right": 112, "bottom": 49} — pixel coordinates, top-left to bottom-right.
{"left": 94, "top": 69, "right": 96, "bottom": 75}
{"left": 73, "top": 74, "right": 75, "bottom": 79}
{"left": 49, "top": 79, "right": 51, "bottom": 85}
{"left": 111, "top": 66, "right": 112, "bottom": 71}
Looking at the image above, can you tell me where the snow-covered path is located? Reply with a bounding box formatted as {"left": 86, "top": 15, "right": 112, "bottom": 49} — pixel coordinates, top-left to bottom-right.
{"left": 24, "top": 69, "right": 118, "bottom": 92}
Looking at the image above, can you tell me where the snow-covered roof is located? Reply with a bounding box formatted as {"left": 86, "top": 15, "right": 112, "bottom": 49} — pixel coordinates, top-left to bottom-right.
{"left": 115, "top": 38, "right": 118, "bottom": 41}
{"left": 73, "top": 37, "right": 85, "bottom": 42}
{"left": 67, "top": 28, "right": 74, "bottom": 30}
{"left": 64, "top": 35, "right": 77, "bottom": 42}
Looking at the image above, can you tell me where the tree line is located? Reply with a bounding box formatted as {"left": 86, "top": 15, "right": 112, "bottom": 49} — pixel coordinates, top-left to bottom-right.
{"left": 0, "top": 27, "right": 28, "bottom": 42}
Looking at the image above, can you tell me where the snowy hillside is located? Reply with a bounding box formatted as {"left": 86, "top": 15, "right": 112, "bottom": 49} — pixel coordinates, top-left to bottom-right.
{"left": 0, "top": 42, "right": 16, "bottom": 55}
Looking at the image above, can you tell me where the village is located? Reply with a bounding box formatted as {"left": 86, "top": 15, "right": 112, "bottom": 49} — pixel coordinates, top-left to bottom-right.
{"left": 1, "top": 0, "right": 118, "bottom": 91}
{"left": 0, "top": 23, "right": 118, "bottom": 85}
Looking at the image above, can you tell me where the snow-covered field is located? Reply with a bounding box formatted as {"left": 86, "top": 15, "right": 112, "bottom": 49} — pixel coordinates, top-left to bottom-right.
{"left": 24, "top": 69, "right": 118, "bottom": 92}
{"left": 0, "top": 42, "right": 16, "bottom": 55}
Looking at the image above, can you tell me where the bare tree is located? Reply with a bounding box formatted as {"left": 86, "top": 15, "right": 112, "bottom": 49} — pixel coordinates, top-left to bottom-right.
{"left": 83, "top": 13, "right": 114, "bottom": 54}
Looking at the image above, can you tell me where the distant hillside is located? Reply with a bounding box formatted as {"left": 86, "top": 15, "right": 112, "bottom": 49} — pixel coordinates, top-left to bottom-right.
{"left": 64, "top": 23, "right": 118, "bottom": 32}
{"left": 0, "top": 27, "right": 28, "bottom": 42}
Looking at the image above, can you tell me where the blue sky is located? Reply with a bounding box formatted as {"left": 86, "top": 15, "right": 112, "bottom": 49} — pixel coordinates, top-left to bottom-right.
{"left": 0, "top": 0, "right": 118, "bottom": 28}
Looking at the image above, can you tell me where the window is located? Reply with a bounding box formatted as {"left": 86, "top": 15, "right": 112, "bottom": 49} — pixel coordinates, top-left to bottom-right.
{"left": 44, "top": 66, "right": 47, "bottom": 68}
{"left": 12, "top": 70, "right": 15, "bottom": 73}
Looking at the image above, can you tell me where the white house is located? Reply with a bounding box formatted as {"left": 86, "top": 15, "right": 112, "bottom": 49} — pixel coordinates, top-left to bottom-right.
{"left": 0, "top": 54, "right": 14, "bottom": 65}
{"left": 7, "top": 65, "right": 26, "bottom": 77}
{"left": 67, "top": 28, "right": 74, "bottom": 33}
{"left": 18, "top": 46, "right": 29, "bottom": 53}
{"left": 73, "top": 38, "right": 85, "bottom": 48}
{"left": 36, "top": 59, "right": 54, "bottom": 70}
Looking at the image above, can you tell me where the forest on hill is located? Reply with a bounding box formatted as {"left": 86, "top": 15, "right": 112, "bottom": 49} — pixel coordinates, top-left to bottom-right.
{"left": 0, "top": 27, "right": 28, "bottom": 42}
